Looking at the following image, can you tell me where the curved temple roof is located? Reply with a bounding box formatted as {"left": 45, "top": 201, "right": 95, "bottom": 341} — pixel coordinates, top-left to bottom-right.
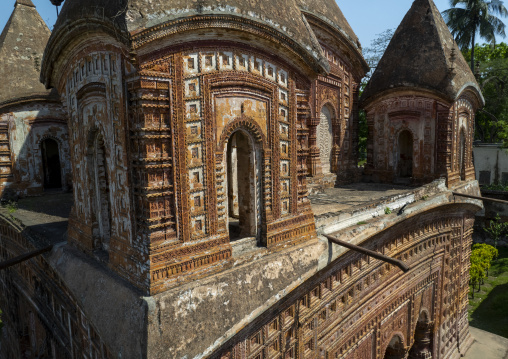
{"left": 295, "top": 0, "right": 361, "bottom": 50}
{"left": 43, "top": 0, "right": 362, "bottom": 86}
{"left": 0, "top": 0, "right": 58, "bottom": 107}
{"left": 361, "top": 0, "right": 483, "bottom": 106}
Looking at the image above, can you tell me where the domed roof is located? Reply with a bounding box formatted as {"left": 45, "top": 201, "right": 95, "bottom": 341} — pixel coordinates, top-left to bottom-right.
{"left": 0, "top": 0, "right": 58, "bottom": 107}
{"left": 295, "top": 0, "right": 360, "bottom": 49}
{"left": 43, "top": 0, "right": 362, "bottom": 87}
{"left": 361, "top": 0, "right": 483, "bottom": 106}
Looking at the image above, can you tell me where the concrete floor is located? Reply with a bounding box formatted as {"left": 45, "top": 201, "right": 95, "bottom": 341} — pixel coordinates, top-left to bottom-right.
{"left": 464, "top": 327, "right": 508, "bottom": 359}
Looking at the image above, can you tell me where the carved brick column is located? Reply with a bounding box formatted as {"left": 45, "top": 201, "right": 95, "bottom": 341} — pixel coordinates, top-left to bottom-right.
{"left": 307, "top": 117, "right": 321, "bottom": 176}
{"left": 408, "top": 321, "right": 434, "bottom": 359}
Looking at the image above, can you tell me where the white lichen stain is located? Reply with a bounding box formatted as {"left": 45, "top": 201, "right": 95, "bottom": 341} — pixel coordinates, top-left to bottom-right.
{"left": 173, "top": 282, "right": 229, "bottom": 319}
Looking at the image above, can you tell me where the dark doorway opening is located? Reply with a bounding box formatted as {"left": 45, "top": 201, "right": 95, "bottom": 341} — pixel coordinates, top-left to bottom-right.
{"left": 41, "top": 139, "right": 62, "bottom": 190}
{"left": 227, "top": 130, "right": 256, "bottom": 240}
{"left": 384, "top": 335, "right": 407, "bottom": 359}
{"left": 398, "top": 130, "right": 413, "bottom": 178}
{"left": 408, "top": 311, "right": 434, "bottom": 359}
{"left": 460, "top": 129, "right": 466, "bottom": 181}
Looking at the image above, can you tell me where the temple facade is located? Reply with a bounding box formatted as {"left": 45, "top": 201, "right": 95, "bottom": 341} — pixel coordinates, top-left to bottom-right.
{"left": 0, "top": 0, "right": 484, "bottom": 358}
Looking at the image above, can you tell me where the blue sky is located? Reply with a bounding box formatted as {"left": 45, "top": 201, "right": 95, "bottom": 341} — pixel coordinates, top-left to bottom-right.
{"left": 0, "top": 0, "right": 505, "bottom": 50}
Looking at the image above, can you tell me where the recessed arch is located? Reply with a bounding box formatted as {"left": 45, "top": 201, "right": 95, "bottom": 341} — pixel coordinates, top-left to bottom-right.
{"left": 408, "top": 309, "right": 434, "bottom": 359}
{"left": 218, "top": 116, "right": 267, "bottom": 152}
{"left": 40, "top": 137, "right": 63, "bottom": 190}
{"left": 384, "top": 334, "right": 407, "bottom": 359}
{"left": 223, "top": 125, "right": 262, "bottom": 242}
{"left": 317, "top": 104, "right": 334, "bottom": 174}
{"left": 459, "top": 127, "right": 466, "bottom": 181}
{"left": 87, "top": 128, "right": 112, "bottom": 257}
{"left": 397, "top": 129, "right": 414, "bottom": 178}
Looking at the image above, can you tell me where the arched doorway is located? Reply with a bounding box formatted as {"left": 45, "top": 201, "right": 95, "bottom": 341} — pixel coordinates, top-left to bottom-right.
{"left": 317, "top": 105, "right": 334, "bottom": 174}
{"left": 408, "top": 311, "right": 434, "bottom": 359}
{"left": 384, "top": 335, "right": 408, "bottom": 359}
{"left": 41, "top": 138, "right": 62, "bottom": 189}
{"left": 460, "top": 129, "right": 466, "bottom": 180}
{"left": 89, "top": 133, "right": 111, "bottom": 254}
{"left": 398, "top": 130, "right": 413, "bottom": 178}
{"left": 226, "top": 130, "right": 258, "bottom": 240}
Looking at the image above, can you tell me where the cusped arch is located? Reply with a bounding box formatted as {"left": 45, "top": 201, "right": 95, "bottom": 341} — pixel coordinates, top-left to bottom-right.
{"left": 319, "top": 100, "right": 338, "bottom": 120}
{"left": 394, "top": 126, "right": 417, "bottom": 144}
{"left": 383, "top": 332, "right": 407, "bottom": 359}
{"left": 37, "top": 134, "right": 64, "bottom": 149}
{"left": 218, "top": 116, "right": 268, "bottom": 152}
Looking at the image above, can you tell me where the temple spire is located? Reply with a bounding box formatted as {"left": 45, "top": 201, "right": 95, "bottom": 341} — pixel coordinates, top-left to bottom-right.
{"left": 361, "top": 0, "right": 481, "bottom": 105}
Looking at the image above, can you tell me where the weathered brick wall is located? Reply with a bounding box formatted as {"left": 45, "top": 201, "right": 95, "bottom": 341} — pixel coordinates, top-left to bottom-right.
{"left": 0, "top": 102, "right": 70, "bottom": 198}
{"left": 0, "top": 216, "right": 113, "bottom": 359}
{"left": 363, "top": 94, "right": 476, "bottom": 187}
{"left": 210, "top": 206, "right": 476, "bottom": 359}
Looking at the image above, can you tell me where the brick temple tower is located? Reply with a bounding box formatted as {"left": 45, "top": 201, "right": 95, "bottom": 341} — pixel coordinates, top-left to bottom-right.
{"left": 360, "top": 0, "right": 484, "bottom": 186}
{"left": 0, "top": 0, "right": 70, "bottom": 198}
{"left": 41, "top": 0, "right": 367, "bottom": 295}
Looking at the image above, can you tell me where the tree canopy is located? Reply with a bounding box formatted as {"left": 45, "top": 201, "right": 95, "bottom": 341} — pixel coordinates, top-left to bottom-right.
{"left": 443, "top": 0, "right": 508, "bottom": 71}
{"left": 459, "top": 43, "right": 508, "bottom": 144}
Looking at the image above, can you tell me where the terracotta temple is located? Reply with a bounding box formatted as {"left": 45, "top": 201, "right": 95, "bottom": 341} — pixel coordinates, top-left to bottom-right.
{"left": 0, "top": 0, "right": 485, "bottom": 358}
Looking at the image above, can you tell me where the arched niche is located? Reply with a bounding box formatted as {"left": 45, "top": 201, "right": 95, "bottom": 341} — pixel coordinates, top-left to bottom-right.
{"left": 317, "top": 104, "right": 334, "bottom": 174}
{"left": 397, "top": 129, "right": 413, "bottom": 178}
{"left": 384, "top": 334, "right": 408, "bottom": 359}
{"left": 408, "top": 310, "right": 434, "bottom": 359}
{"left": 87, "top": 129, "right": 112, "bottom": 258}
{"left": 225, "top": 128, "right": 262, "bottom": 242}
{"left": 40, "top": 138, "right": 62, "bottom": 190}
{"left": 459, "top": 128, "right": 466, "bottom": 181}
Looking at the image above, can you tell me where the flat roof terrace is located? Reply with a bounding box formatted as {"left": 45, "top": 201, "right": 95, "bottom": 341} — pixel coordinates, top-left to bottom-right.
{"left": 2, "top": 182, "right": 430, "bottom": 247}
{"left": 5, "top": 192, "right": 73, "bottom": 245}
{"left": 309, "top": 182, "right": 432, "bottom": 235}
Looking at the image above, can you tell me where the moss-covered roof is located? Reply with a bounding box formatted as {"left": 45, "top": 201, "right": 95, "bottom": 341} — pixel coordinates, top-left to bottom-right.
{"left": 45, "top": 0, "right": 361, "bottom": 82}
{"left": 295, "top": 0, "right": 361, "bottom": 50}
{"left": 0, "top": 0, "right": 58, "bottom": 107}
{"left": 360, "top": 0, "right": 483, "bottom": 106}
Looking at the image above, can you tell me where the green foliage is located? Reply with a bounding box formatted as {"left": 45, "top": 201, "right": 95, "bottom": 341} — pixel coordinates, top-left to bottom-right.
{"left": 483, "top": 182, "right": 508, "bottom": 191}
{"left": 470, "top": 244, "right": 498, "bottom": 297}
{"left": 469, "top": 247, "right": 508, "bottom": 337}
{"left": 461, "top": 43, "right": 508, "bottom": 143}
{"left": 357, "top": 221, "right": 367, "bottom": 225}
{"left": 384, "top": 207, "right": 392, "bottom": 215}
{"left": 473, "top": 242, "right": 499, "bottom": 261}
{"left": 358, "top": 110, "right": 367, "bottom": 164}
{"left": 484, "top": 213, "right": 508, "bottom": 248}
{"left": 443, "top": 0, "right": 508, "bottom": 71}
{"left": 6, "top": 200, "right": 17, "bottom": 214}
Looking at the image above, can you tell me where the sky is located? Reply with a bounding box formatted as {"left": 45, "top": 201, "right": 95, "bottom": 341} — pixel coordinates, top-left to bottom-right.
{"left": 0, "top": 0, "right": 505, "bottom": 50}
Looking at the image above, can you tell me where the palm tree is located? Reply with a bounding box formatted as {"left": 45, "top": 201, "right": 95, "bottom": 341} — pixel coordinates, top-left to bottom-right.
{"left": 443, "top": 0, "right": 508, "bottom": 71}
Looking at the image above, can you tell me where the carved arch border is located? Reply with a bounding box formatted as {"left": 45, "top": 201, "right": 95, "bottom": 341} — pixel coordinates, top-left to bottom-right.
{"left": 36, "top": 134, "right": 68, "bottom": 191}
{"left": 455, "top": 98, "right": 474, "bottom": 177}
{"left": 202, "top": 72, "right": 283, "bottom": 232}
{"left": 217, "top": 116, "right": 268, "bottom": 152}
{"left": 393, "top": 126, "right": 418, "bottom": 178}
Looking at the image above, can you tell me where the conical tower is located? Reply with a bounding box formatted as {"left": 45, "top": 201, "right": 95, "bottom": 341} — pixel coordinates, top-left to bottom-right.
{"left": 360, "top": 0, "right": 484, "bottom": 186}
{"left": 0, "top": 0, "right": 58, "bottom": 106}
{"left": 0, "top": 0, "right": 70, "bottom": 197}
